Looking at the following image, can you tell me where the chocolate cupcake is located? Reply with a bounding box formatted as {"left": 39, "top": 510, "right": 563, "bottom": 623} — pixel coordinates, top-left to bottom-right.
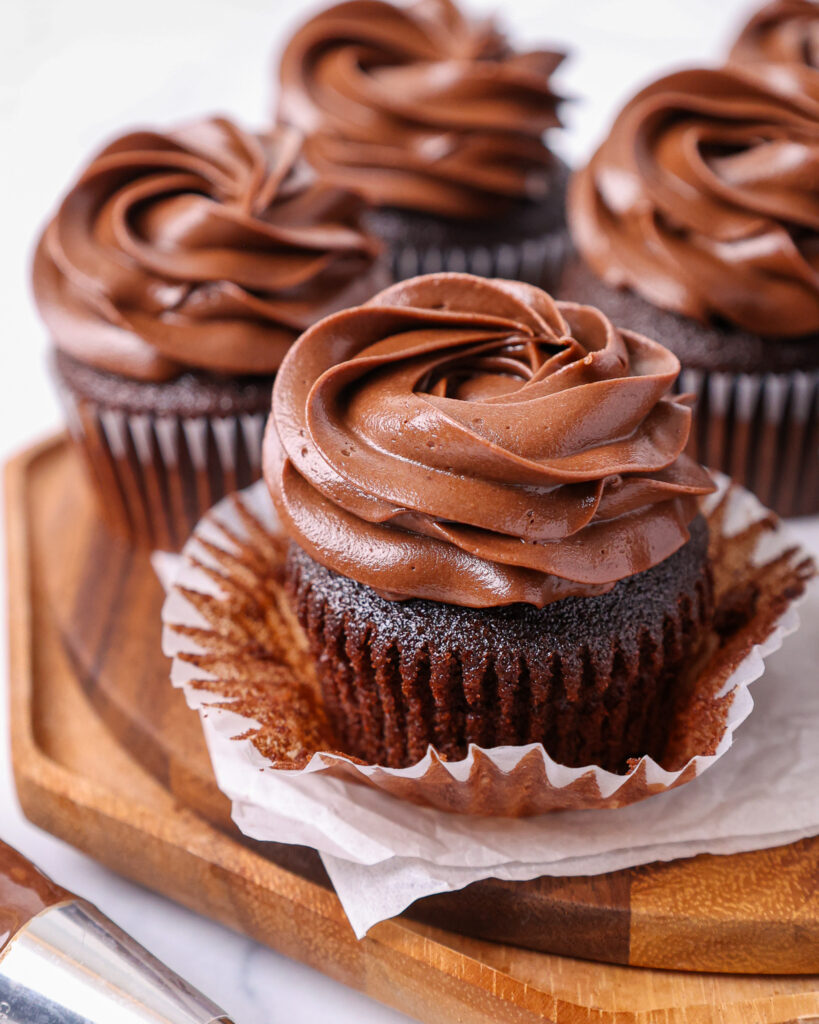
{"left": 729, "top": 0, "right": 818, "bottom": 68}
{"left": 33, "top": 118, "right": 384, "bottom": 548}
{"left": 276, "top": 0, "right": 568, "bottom": 287}
{"left": 263, "top": 273, "right": 715, "bottom": 772}
{"left": 564, "top": 65, "right": 819, "bottom": 517}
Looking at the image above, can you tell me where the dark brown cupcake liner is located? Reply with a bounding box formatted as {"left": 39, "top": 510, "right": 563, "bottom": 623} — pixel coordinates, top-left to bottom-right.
{"left": 161, "top": 477, "right": 814, "bottom": 815}
{"left": 676, "top": 367, "right": 819, "bottom": 518}
{"left": 389, "top": 232, "right": 568, "bottom": 289}
{"left": 285, "top": 533, "right": 714, "bottom": 773}
{"left": 57, "top": 382, "right": 267, "bottom": 549}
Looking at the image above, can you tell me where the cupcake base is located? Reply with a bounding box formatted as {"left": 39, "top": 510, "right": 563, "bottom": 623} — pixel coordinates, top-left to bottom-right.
{"left": 365, "top": 159, "right": 571, "bottom": 289}
{"left": 285, "top": 516, "right": 714, "bottom": 772}
{"left": 53, "top": 350, "right": 273, "bottom": 549}
{"left": 558, "top": 258, "right": 819, "bottom": 517}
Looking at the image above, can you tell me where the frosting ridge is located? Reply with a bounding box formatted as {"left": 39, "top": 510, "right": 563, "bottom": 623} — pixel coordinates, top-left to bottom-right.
{"left": 277, "top": 0, "right": 564, "bottom": 218}
{"left": 33, "top": 118, "right": 381, "bottom": 381}
{"left": 569, "top": 65, "right": 819, "bottom": 337}
{"left": 265, "top": 273, "right": 714, "bottom": 607}
{"left": 730, "top": 0, "right": 819, "bottom": 68}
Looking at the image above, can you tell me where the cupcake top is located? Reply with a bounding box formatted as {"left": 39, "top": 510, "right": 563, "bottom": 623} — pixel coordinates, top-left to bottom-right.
{"left": 276, "top": 0, "right": 563, "bottom": 219}
{"left": 33, "top": 118, "right": 381, "bottom": 382}
{"left": 569, "top": 65, "right": 819, "bottom": 338}
{"left": 264, "top": 273, "right": 714, "bottom": 608}
{"left": 729, "top": 0, "right": 819, "bottom": 68}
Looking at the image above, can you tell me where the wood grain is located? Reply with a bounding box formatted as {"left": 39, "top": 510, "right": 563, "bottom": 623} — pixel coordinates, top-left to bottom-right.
{"left": 6, "top": 435, "right": 819, "bottom": 990}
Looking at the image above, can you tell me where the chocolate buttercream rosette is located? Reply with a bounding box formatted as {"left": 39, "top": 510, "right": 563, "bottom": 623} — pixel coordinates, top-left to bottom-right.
{"left": 276, "top": 0, "right": 569, "bottom": 287}
{"left": 161, "top": 275, "right": 814, "bottom": 816}
{"left": 33, "top": 118, "right": 385, "bottom": 548}
{"left": 728, "top": 0, "right": 819, "bottom": 69}
{"left": 565, "top": 64, "right": 819, "bottom": 517}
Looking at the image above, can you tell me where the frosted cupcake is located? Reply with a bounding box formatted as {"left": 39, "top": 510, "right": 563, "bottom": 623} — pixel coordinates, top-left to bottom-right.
{"left": 729, "top": 0, "right": 818, "bottom": 68}
{"left": 263, "top": 273, "right": 715, "bottom": 771}
{"left": 276, "top": 0, "right": 568, "bottom": 286}
{"left": 33, "top": 118, "right": 384, "bottom": 548}
{"left": 564, "top": 64, "right": 819, "bottom": 516}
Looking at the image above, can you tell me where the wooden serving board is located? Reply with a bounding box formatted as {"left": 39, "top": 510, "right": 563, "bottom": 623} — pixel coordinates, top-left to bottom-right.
{"left": 6, "top": 436, "right": 819, "bottom": 1023}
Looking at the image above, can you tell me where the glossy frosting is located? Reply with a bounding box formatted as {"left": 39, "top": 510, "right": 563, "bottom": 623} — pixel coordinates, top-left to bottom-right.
{"left": 569, "top": 65, "right": 819, "bottom": 337}
{"left": 277, "top": 0, "right": 563, "bottom": 218}
{"left": 265, "top": 274, "right": 713, "bottom": 608}
{"left": 33, "top": 119, "right": 381, "bottom": 381}
{"left": 730, "top": 0, "right": 819, "bottom": 68}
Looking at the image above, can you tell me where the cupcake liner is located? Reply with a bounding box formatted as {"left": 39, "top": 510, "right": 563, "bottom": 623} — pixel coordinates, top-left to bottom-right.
{"left": 58, "top": 383, "right": 267, "bottom": 550}
{"left": 676, "top": 367, "right": 819, "bottom": 518}
{"left": 389, "top": 231, "right": 568, "bottom": 289}
{"left": 160, "top": 475, "right": 814, "bottom": 818}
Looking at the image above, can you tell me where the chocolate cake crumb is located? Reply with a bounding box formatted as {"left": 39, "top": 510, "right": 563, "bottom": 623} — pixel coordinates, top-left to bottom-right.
{"left": 54, "top": 349, "right": 274, "bottom": 418}
{"left": 558, "top": 257, "right": 819, "bottom": 376}
{"left": 286, "top": 517, "right": 714, "bottom": 771}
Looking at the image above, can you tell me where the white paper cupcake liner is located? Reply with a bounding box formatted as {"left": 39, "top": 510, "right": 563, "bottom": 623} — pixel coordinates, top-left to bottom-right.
{"left": 161, "top": 474, "right": 813, "bottom": 819}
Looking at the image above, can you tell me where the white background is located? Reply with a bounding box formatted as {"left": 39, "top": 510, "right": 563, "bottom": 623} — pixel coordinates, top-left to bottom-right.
{"left": 0, "top": 1, "right": 811, "bottom": 1021}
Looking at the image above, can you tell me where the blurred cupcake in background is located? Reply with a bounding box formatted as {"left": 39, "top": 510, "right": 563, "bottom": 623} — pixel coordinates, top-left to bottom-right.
{"left": 729, "top": 0, "right": 818, "bottom": 68}
{"left": 276, "top": 0, "right": 569, "bottom": 286}
{"left": 33, "top": 118, "right": 384, "bottom": 549}
{"left": 563, "top": 64, "right": 819, "bottom": 517}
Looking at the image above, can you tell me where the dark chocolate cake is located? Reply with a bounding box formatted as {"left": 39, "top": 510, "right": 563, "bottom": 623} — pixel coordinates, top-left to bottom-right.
{"left": 287, "top": 516, "right": 712, "bottom": 771}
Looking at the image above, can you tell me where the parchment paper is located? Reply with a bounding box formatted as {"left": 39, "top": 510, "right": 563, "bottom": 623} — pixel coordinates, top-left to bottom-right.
{"left": 158, "top": 483, "right": 818, "bottom": 938}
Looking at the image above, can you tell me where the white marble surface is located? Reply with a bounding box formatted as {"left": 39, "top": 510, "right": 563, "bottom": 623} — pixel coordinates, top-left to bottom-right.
{"left": 0, "top": 0, "right": 816, "bottom": 1020}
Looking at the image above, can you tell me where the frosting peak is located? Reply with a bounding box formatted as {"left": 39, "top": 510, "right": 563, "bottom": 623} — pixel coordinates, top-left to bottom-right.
{"left": 277, "top": 0, "right": 564, "bottom": 218}
{"left": 33, "top": 118, "right": 381, "bottom": 381}
{"left": 730, "top": 0, "right": 819, "bottom": 69}
{"left": 264, "top": 273, "right": 714, "bottom": 608}
{"left": 569, "top": 65, "right": 819, "bottom": 338}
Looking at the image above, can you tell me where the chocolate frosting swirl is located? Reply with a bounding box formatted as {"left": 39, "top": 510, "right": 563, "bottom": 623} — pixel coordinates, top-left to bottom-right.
{"left": 264, "top": 273, "right": 713, "bottom": 608}
{"left": 277, "top": 0, "right": 563, "bottom": 218}
{"left": 569, "top": 65, "right": 819, "bottom": 337}
{"left": 33, "top": 118, "right": 381, "bottom": 381}
{"left": 730, "top": 0, "right": 819, "bottom": 69}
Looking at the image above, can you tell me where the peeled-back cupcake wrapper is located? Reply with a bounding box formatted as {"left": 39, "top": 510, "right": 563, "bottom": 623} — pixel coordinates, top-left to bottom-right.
{"left": 675, "top": 367, "right": 819, "bottom": 519}
{"left": 159, "top": 477, "right": 817, "bottom": 935}
{"left": 57, "top": 384, "right": 267, "bottom": 550}
{"left": 161, "top": 473, "right": 813, "bottom": 801}
{"left": 389, "top": 232, "right": 567, "bottom": 289}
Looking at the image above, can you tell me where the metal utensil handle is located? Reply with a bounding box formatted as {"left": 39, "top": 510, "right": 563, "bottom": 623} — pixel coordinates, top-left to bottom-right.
{"left": 0, "top": 900, "right": 232, "bottom": 1024}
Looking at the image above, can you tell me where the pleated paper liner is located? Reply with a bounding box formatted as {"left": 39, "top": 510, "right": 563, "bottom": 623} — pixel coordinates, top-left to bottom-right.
{"left": 161, "top": 477, "right": 814, "bottom": 817}
{"left": 58, "top": 383, "right": 268, "bottom": 551}
{"left": 675, "top": 367, "right": 819, "bottom": 518}
{"left": 389, "top": 232, "right": 568, "bottom": 290}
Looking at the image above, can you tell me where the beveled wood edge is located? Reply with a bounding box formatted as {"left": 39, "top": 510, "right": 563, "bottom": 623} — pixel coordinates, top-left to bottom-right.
{"left": 6, "top": 434, "right": 819, "bottom": 1024}
{"left": 7, "top": 435, "right": 57, "bottom": 793}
